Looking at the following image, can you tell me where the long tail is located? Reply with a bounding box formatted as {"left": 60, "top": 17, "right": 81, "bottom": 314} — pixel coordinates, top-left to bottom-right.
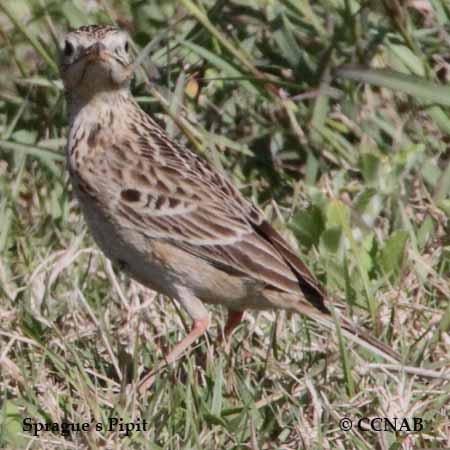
{"left": 337, "top": 315, "right": 399, "bottom": 363}
{"left": 253, "top": 221, "right": 400, "bottom": 362}
{"left": 291, "top": 301, "right": 400, "bottom": 363}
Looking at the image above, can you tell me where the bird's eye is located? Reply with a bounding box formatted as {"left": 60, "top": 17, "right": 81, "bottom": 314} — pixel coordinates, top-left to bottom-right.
{"left": 64, "top": 40, "right": 74, "bottom": 57}
{"left": 124, "top": 41, "right": 129, "bottom": 53}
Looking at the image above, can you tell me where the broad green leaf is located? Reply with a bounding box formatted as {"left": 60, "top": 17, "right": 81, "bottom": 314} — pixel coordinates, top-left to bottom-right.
{"left": 290, "top": 205, "right": 325, "bottom": 248}
{"left": 321, "top": 226, "right": 342, "bottom": 254}
{"left": 417, "top": 216, "right": 435, "bottom": 251}
{"left": 421, "top": 160, "right": 442, "bottom": 188}
{"left": 353, "top": 188, "right": 376, "bottom": 212}
{"left": 11, "top": 129, "right": 37, "bottom": 144}
{"left": 326, "top": 200, "right": 350, "bottom": 228}
{"left": 378, "top": 230, "right": 409, "bottom": 280}
{"left": 0, "top": 400, "right": 27, "bottom": 448}
{"left": 360, "top": 153, "right": 380, "bottom": 184}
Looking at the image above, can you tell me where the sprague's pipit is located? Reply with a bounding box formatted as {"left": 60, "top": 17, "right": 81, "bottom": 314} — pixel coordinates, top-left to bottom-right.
{"left": 60, "top": 25, "right": 399, "bottom": 389}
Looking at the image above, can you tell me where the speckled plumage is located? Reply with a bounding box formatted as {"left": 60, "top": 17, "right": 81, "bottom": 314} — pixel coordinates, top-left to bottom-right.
{"left": 60, "top": 26, "right": 399, "bottom": 384}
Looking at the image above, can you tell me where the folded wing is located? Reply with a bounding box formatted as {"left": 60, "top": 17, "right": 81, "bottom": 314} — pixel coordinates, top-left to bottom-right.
{"left": 106, "top": 123, "right": 329, "bottom": 313}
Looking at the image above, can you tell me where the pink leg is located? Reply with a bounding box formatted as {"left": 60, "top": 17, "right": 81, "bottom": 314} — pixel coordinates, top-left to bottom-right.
{"left": 164, "top": 317, "right": 209, "bottom": 365}
{"left": 139, "top": 317, "right": 209, "bottom": 393}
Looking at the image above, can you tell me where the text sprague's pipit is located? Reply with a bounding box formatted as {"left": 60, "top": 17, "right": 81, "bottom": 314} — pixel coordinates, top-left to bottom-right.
{"left": 60, "top": 25, "right": 399, "bottom": 388}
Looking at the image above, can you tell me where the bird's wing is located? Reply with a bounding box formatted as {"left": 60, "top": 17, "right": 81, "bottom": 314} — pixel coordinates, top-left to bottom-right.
{"left": 104, "top": 115, "right": 328, "bottom": 311}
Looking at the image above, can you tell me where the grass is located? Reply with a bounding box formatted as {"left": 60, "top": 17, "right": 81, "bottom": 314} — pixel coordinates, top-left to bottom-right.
{"left": 0, "top": 0, "right": 449, "bottom": 449}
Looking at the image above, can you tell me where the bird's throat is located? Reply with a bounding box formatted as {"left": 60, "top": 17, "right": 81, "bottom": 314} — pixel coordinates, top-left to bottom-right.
{"left": 66, "top": 88, "right": 131, "bottom": 126}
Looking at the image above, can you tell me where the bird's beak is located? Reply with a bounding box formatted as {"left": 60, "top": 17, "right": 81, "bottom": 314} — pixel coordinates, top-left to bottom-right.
{"left": 83, "top": 42, "right": 109, "bottom": 63}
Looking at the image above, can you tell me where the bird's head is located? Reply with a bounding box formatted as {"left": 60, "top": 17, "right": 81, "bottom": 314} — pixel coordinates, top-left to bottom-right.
{"left": 59, "top": 25, "right": 132, "bottom": 99}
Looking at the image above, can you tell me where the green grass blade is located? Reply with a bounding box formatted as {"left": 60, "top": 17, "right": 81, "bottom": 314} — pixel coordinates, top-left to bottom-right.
{"left": 180, "top": 0, "right": 260, "bottom": 78}
{"left": 336, "top": 66, "right": 450, "bottom": 106}
{"left": 0, "top": 3, "right": 58, "bottom": 74}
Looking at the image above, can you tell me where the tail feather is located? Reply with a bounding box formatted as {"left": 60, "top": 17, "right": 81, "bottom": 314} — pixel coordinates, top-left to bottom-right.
{"left": 251, "top": 221, "right": 399, "bottom": 362}
{"left": 315, "top": 313, "right": 399, "bottom": 363}
{"left": 291, "top": 301, "right": 400, "bottom": 363}
{"left": 339, "top": 315, "right": 399, "bottom": 362}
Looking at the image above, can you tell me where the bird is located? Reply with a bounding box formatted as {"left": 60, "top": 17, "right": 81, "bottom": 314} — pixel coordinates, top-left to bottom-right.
{"left": 59, "top": 25, "right": 399, "bottom": 388}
